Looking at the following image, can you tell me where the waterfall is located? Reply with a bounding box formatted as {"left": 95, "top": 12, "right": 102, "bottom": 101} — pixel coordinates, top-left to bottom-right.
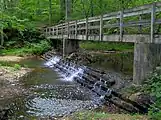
{"left": 44, "top": 56, "right": 112, "bottom": 100}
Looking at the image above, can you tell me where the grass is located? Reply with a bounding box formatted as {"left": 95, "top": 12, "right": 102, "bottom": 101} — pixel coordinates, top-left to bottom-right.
{"left": 65, "top": 111, "right": 148, "bottom": 120}
{"left": 0, "top": 61, "right": 16, "bottom": 67}
{"left": 80, "top": 41, "right": 134, "bottom": 52}
{"left": 0, "top": 61, "right": 22, "bottom": 70}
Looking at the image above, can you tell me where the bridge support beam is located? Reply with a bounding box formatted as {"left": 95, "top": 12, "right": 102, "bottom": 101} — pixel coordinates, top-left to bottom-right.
{"left": 63, "top": 39, "right": 79, "bottom": 57}
{"left": 133, "top": 43, "right": 161, "bottom": 84}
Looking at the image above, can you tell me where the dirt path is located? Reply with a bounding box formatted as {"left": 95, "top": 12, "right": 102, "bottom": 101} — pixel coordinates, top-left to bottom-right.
{"left": 0, "top": 56, "right": 25, "bottom": 62}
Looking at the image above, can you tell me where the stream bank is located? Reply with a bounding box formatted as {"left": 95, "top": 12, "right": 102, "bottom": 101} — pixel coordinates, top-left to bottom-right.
{"left": 0, "top": 61, "right": 32, "bottom": 101}
{"left": 0, "top": 63, "right": 32, "bottom": 119}
{"left": 0, "top": 56, "right": 33, "bottom": 108}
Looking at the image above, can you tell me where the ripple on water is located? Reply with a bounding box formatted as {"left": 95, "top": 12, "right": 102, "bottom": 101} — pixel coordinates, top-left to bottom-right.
{"left": 26, "top": 97, "right": 97, "bottom": 117}
{"left": 20, "top": 83, "right": 102, "bottom": 118}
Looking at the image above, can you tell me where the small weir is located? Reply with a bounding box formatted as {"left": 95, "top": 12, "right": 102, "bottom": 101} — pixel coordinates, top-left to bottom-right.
{"left": 42, "top": 51, "right": 148, "bottom": 114}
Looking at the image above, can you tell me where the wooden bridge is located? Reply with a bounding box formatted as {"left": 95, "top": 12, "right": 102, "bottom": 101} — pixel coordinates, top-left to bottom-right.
{"left": 44, "top": 2, "right": 161, "bottom": 85}
{"left": 45, "top": 2, "right": 161, "bottom": 43}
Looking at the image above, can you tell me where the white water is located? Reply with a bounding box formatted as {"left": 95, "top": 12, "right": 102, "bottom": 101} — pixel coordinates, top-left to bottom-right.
{"left": 44, "top": 56, "right": 61, "bottom": 68}
{"left": 66, "top": 68, "right": 84, "bottom": 81}
{"left": 44, "top": 56, "right": 84, "bottom": 82}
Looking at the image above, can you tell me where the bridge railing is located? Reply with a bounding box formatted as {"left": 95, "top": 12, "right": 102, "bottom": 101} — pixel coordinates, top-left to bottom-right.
{"left": 45, "top": 2, "right": 161, "bottom": 43}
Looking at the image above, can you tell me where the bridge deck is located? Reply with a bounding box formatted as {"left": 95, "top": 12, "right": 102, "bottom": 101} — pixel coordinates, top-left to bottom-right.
{"left": 45, "top": 2, "right": 161, "bottom": 43}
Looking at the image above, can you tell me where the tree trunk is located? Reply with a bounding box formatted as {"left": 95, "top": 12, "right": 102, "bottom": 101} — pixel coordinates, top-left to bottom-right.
{"left": 60, "top": 0, "right": 65, "bottom": 20}
{"left": 99, "top": 0, "right": 103, "bottom": 14}
{"left": 90, "top": 0, "right": 94, "bottom": 17}
{"left": 65, "top": 0, "right": 72, "bottom": 21}
{"left": 49, "top": 0, "right": 52, "bottom": 25}
{"left": 1, "top": 0, "right": 4, "bottom": 46}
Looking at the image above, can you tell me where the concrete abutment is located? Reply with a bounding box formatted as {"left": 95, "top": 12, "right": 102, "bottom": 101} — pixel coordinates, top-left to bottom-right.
{"left": 133, "top": 42, "right": 161, "bottom": 84}
{"left": 63, "top": 39, "right": 79, "bottom": 57}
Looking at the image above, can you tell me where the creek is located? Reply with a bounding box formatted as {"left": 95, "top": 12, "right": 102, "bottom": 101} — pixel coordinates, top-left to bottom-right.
{"left": 0, "top": 52, "right": 133, "bottom": 119}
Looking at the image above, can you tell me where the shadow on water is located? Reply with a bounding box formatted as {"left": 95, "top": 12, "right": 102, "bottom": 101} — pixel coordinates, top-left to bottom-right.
{"left": 87, "top": 52, "right": 133, "bottom": 75}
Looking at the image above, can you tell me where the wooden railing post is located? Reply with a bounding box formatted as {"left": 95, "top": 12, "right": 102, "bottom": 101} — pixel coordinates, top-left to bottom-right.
{"left": 100, "top": 15, "right": 103, "bottom": 41}
{"left": 50, "top": 28, "right": 52, "bottom": 36}
{"left": 86, "top": 18, "right": 88, "bottom": 40}
{"left": 52, "top": 27, "right": 54, "bottom": 35}
{"left": 120, "top": 11, "right": 123, "bottom": 42}
{"left": 45, "top": 28, "right": 47, "bottom": 37}
{"left": 61, "top": 26, "right": 63, "bottom": 38}
{"left": 67, "top": 22, "right": 69, "bottom": 38}
{"left": 56, "top": 26, "right": 59, "bottom": 36}
{"left": 47, "top": 28, "right": 49, "bottom": 36}
{"left": 75, "top": 20, "right": 78, "bottom": 38}
{"left": 139, "top": 15, "right": 142, "bottom": 34}
{"left": 49, "top": 28, "right": 51, "bottom": 36}
{"left": 63, "top": 38, "right": 66, "bottom": 58}
{"left": 151, "top": 3, "right": 156, "bottom": 43}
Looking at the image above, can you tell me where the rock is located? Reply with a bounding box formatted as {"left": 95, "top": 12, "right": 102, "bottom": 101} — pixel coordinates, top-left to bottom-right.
{"left": 129, "top": 92, "right": 154, "bottom": 108}
{"left": 0, "top": 72, "right": 3, "bottom": 76}
{"left": 0, "top": 108, "right": 10, "bottom": 120}
{"left": 156, "top": 66, "right": 161, "bottom": 74}
{"left": 66, "top": 52, "right": 95, "bottom": 64}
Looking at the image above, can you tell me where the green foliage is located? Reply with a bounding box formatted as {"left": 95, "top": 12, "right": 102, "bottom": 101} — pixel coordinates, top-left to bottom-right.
{"left": 80, "top": 41, "right": 134, "bottom": 51}
{"left": 1, "top": 0, "right": 160, "bottom": 50}
{"left": 0, "top": 61, "right": 23, "bottom": 70}
{"left": 142, "top": 69, "right": 161, "bottom": 120}
{"left": 1, "top": 0, "right": 160, "bottom": 29}
{"left": 0, "top": 61, "right": 14, "bottom": 67}
{"left": 2, "top": 40, "right": 51, "bottom": 56}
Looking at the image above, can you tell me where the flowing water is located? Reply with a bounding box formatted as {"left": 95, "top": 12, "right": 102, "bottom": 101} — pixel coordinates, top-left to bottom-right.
{"left": 0, "top": 52, "right": 133, "bottom": 119}
{"left": 0, "top": 57, "right": 102, "bottom": 119}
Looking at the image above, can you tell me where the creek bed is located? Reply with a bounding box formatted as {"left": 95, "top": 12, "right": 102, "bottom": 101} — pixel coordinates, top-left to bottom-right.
{"left": 0, "top": 52, "right": 134, "bottom": 119}
{"left": 0, "top": 57, "right": 100, "bottom": 119}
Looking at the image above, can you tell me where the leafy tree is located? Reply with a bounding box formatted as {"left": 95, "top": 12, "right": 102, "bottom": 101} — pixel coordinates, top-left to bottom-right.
{"left": 1, "top": 0, "right": 160, "bottom": 47}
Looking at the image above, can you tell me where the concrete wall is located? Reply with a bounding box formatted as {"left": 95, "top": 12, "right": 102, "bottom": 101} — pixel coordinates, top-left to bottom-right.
{"left": 133, "top": 43, "right": 161, "bottom": 84}
{"left": 63, "top": 39, "right": 79, "bottom": 56}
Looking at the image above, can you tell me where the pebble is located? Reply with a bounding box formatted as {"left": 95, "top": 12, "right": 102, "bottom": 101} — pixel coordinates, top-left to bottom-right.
{"left": 19, "top": 115, "right": 24, "bottom": 118}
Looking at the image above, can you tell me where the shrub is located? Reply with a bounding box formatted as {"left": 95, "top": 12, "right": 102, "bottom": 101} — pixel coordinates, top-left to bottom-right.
{"left": 142, "top": 68, "right": 161, "bottom": 120}
{"left": 2, "top": 39, "right": 51, "bottom": 56}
